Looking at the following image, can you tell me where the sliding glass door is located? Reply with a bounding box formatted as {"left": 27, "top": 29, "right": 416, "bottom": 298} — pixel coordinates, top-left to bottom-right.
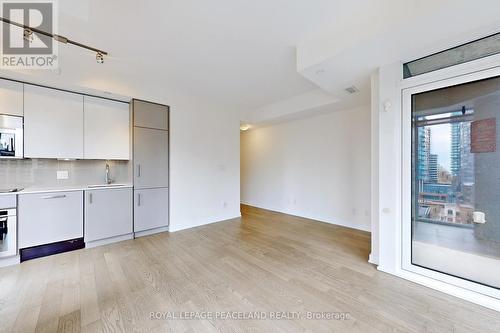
{"left": 403, "top": 69, "right": 500, "bottom": 299}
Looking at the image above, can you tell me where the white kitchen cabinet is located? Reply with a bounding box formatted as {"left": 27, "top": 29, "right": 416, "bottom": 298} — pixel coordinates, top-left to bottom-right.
{"left": 0, "top": 194, "right": 16, "bottom": 209}
{"left": 133, "top": 99, "right": 168, "bottom": 130}
{"left": 134, "top": 127, "right": 169, "bottom": 188}
{"left": 84, "top": 188, "right": 133, "bottom": 242}
{"left": 18, "top": 191, "right": 83, "bottom": 248}
{"left": 84, "top": 97, "right": 130, "bottom": 160}
{"left": 0, "top": 79, "right": 23, "bottom": 116}
{"left": 134, "top": 188, "right": 169, "bottom": 232}
{"left": 24, "top": 85, "right": 84, "bottom": 159}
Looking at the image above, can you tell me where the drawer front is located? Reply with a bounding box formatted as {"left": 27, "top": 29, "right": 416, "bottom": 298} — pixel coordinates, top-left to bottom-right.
{"left": 18, "top": 191, "right": 83, "bottom": 248}
{"left": 0, "top": 194, "right": 16, "bottom": 209}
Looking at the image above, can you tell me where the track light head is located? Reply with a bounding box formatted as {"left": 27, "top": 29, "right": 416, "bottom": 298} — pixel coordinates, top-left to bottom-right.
{"left": 96, "top": 52, "right": 104, "bottom": 64}
{"left": 23, "top": 28, "right": 33, "bottom": 42}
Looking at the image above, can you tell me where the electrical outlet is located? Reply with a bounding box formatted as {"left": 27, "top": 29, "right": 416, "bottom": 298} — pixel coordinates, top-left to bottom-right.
{"left": 57, "top": 170, "right": 69, "bottom": 180}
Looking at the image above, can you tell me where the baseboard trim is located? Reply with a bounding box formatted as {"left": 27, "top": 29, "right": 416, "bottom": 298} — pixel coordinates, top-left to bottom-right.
{"left": 134, "top": 226, "right": 169, "bottom": 238}
{"left": 369, "top": 253, "right": 379, "bottom": 265}
{"left": 85, "top": 233, "right": 134, "bottom": 248}
{"left": 241, "top": 203, "right": 371, "bottom": 233}
{"left": 168, "top": 213, "right": 241, "bottom": 233}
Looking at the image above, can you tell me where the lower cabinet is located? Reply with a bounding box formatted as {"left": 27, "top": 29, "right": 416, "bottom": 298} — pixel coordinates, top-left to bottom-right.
{"left": 84, "top": 188, "right": 133, "bottom": 243}
{"left": 18, "top": 191, "right": 84, "bottom": 249}
{"left": 134, "top": 187, "right": 169, "bottom": 232}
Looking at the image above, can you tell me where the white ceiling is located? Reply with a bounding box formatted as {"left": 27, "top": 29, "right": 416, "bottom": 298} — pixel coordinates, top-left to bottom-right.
{"left": 2, "top": 0, "right": 500, "bottom": 122}
{"left": 298, "top": 0, "right": 500, "bottom": 106}
{"left": 54, "top": 0, "right": 367, "bottom": 109}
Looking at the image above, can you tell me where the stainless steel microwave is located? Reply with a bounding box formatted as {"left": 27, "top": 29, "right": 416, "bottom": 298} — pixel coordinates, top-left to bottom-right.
{"left": 0, "top": 115, "right": 23, "bottom": 159}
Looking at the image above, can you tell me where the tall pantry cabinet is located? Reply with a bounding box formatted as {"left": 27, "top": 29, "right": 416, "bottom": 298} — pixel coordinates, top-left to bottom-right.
{"left": 132, "top": 99, "right": 170, "bottom": 235}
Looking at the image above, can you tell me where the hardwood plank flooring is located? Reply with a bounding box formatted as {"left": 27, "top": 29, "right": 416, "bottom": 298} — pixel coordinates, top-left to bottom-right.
{"left": 1, "top": 204, "right": 499, "bottom": 332}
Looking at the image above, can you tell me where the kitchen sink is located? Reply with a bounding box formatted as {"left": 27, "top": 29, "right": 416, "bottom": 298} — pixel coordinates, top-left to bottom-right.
{"left": 87, "top": 184, "right": 128, "bottom": 188}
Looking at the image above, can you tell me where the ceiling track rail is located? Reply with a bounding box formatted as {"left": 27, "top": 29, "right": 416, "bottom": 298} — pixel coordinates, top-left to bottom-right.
{"left": 0, "top": 17, "right": 108, "bottom": 56}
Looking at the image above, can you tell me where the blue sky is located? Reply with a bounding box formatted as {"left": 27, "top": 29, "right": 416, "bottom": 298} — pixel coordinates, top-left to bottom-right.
{"left": 429, "top": 124, "right": 451, "bottom": 171}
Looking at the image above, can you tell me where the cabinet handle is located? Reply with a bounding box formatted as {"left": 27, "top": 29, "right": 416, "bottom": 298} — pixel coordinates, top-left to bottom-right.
{"left": 42, "top": 194, "right": 66, "bottom": 199}
{"left": 137, "top": 193, "right": 141, "bottom": 206}
{"left": 89, "top": 193, "right": 93, "bottom": 204}
{"left": 137, "top": 164, "right": 141, "bottom": 177}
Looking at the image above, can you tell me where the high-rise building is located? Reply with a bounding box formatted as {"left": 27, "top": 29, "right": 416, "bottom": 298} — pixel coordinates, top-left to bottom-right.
{"left": 449, "top": 120, "right": 475, "bottom": 207}
{"left": 450, "top": 121, "right": 474, "bottom": 183}
{"left": 429, "top": 154, "right": 438, "bottom": 183}
{"left": 417, "top": 127, "right": 431, "bottom": 181}
{"left": 460, "top": 121, "right": 474, "bottom": 184}
{"left": 450, "top": 123, "right": 461, "bottom": 176}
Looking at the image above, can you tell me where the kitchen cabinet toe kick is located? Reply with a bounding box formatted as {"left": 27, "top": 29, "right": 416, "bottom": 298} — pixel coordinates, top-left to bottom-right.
{"left": 20, "top": 238, "right": 85, "bottom": 262}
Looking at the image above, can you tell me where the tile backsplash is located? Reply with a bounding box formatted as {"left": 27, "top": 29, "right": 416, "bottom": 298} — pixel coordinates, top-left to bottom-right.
{"left": 0, "top": 159, "right": 131, "bottom": 189}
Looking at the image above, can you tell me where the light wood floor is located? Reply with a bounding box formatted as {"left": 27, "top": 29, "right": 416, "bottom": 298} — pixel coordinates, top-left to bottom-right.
{"left": 1, "top": 205, "right": 500, "bottom": 332}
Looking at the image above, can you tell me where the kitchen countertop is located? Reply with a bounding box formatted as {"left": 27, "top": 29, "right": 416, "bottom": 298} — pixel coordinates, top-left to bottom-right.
{"left": 0, "top": 184, "right": 133, "bottom": 196}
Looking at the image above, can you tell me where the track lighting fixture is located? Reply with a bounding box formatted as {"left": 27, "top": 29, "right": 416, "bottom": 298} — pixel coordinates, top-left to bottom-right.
{"left": 23, "top": 28, "right": 33, "bottom": 42}
{"left": 96, "top": 52, "right": 104, "bottom": 64}
{"left": 1, "top": 17, "right": 108, "bottom": 62}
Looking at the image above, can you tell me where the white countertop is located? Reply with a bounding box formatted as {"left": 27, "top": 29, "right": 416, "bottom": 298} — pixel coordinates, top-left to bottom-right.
{"left": 0, "top": 184, "right": 133, "bottom": 196}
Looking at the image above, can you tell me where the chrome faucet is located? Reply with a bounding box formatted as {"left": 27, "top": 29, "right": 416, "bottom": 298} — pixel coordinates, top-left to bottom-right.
{"left": 105, "top": 163, "right": 112, "bottom": 184}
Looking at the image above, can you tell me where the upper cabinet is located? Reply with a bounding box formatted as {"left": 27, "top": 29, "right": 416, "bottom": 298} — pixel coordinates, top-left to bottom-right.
{"left": 24, "top": 85, "right": 84, "bottom": 159}
{"left": 0, "top": 79, "right": 23, "bottom": 116}
{"left": 84, "top": 96, "right": 130, "bottom": 160}
{"left": 133, "top": 99, "right": 169, "bottom": 130}
{"left": 20, "top": 82, "right": 131, "bottom": 160}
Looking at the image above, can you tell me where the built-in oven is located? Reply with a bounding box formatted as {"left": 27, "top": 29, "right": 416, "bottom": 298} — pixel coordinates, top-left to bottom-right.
{"left": 0, "top": 115, "right": 23, "bottom": 159}
{"left": 0, "top": 207, "right": 17, "bottom": 258}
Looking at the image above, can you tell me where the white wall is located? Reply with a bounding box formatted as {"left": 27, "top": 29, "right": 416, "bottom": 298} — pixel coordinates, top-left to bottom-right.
{"left": 241, "top": 106, "right": 371, "bottom": 232}
{"left": 375, "top": 62, "right": 402, "bottom": 273}
{"left": 169, "top": 98, "right": 241, "bottom": 232}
